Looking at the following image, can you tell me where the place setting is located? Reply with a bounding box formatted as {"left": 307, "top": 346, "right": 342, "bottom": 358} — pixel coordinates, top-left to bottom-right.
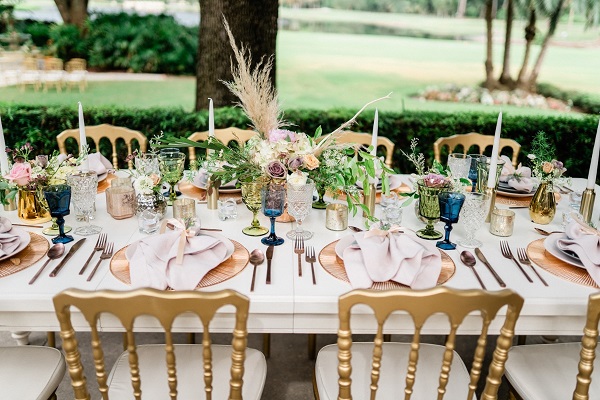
{"left": 0, "top": 216, "right": 48, "bottom": 277}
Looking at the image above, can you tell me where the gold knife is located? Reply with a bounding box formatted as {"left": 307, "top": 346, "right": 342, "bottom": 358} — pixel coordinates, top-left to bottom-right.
{"left": 49, "top": 238, "right": 87, "bottom": 277}
{"left": 475, "top": 248, "right": 506, "bottom": 287}
{"left": 265, "top": 245, "right": 274, "bottom": 284}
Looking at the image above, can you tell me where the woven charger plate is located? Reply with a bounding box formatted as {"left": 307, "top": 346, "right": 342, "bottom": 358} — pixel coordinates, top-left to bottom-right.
{"left": 0, "top": 233, "right": 49, "bottom": 278}
{"left": 178, "top": 181, "right": 241, "bottom": 201}
{"left": 527, "top": 238, "right": 597, "bottom": 288}
{"left": 318, "top": 239, "right": 455, "bottom": 289}
{"left": 496, "top": 192, "right": 561, "bottom": 207}
{"left": 110, "top": 239, "right": 249, "bottom": 288}
{"left": 97, "top": 173, "right": 117, "bottom": 194}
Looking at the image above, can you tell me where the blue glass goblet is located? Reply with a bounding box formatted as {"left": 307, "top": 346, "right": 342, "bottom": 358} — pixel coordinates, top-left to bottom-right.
{"left": 437, "top": 192, "right": 465, "bottom": 250}
{"left": 261, "top": 184, "right": 286, "bottom": 246}
{"left": 43, "top": 184, "right": 74, "bottom": 244}
{"left": 468, "top": 154, "right": 483, "bottom": 192}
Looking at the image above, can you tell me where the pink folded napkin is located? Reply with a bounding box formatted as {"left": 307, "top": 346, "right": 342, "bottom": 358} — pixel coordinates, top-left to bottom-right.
{"left": 0, "top": 218, "right": 20, "bottom": 258}
{"left": 342, "top": 227, "right": 442, "bottom": 289}
{"left": 126, "top": 230, "right": 228, "bottom": 290}
{"left": 82, "top": 153, "right": 113, "bottom": 176}
{"left": 499, "top": 155, "right": 534, "bottom": 192}
{"left": 557, "top": 219, "right": 600, "bottom": 285}
{"left": 193, "top": 168, "right": 236, "bottom": 189}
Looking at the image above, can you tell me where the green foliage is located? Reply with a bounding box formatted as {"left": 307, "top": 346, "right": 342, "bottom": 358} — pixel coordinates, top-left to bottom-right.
{"left": 18, "top": 20, "right": 51, "bottom": 47}
{"left": 0, "top": 104, "right": 598, "bottom": 180}
{"left": 48, "top": 23, "right": 86, "bottom": 59}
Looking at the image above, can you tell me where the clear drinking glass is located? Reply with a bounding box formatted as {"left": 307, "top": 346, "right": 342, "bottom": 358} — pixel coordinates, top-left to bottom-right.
{"left": 458, "top": 192, "right": 490, "bottom": 248}
{"left": 67, "top": 171, "right": 102, "bottom": 235}
{"left": 380, "top": 192, "right": 403, "bottom": 226}
{"left": 447, "top": 153, "right": 472, "bottom": 180}
{"left": 261, "top": 184, "right": 286, "bottom": 246}
{"left": 134, "top": 153, "right": 160, "bottom": 176}
{"left": 158, "top": 152, "right": 185, "bottom": 202}
{"left": 286, "top": 179, "right": 315, "bottom": 240}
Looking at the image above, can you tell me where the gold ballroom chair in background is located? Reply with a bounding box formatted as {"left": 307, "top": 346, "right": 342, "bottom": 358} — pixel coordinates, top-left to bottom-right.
{"left": 57, "top": 123, "right": 147, "bottom": 169}
{"left": 53, "top": 288, "right": 267, "bottom": 400}
{"left": 318, "top": 131, "right": 395, "bottom": 168}
{"left": 434, "top": 132, "right": 521, "bottom": 167}
{"left": 314, "top": 287, "right": 524, "bottom": 400}
{"left": 41, "top": 57, "right": 65, "bottom": 93}
{"left": 504, "top": 292, "right": 600, "bottom": 400}
{"left": 64, "top": 58, "right": 88, "bottom": 92}
{"left": 187, "top": 127, "right": 256, "bottom": 166}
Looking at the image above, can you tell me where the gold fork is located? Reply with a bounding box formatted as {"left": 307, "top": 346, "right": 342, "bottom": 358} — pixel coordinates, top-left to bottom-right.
{"left": 517, "top": 248, "right": 549, "bottom": 286}
{"left": 79, "top": 233, "right": 106, "bottom": 275}
{"left": 87, "top": 242, "right": 114, "bottom": 282}
{"left": 294, "top": 236, "right": 304, "bottom": 277}
{"left": 499, "top": 240, "right": 533, "bottom": 283}
{"left": 305, "top": 246, "right": 316, "bottom": 285}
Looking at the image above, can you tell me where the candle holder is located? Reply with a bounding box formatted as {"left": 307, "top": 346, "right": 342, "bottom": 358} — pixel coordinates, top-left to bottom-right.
{"left": 206, "top": 177, "right": 220, "bottom": 210}
{"left": 579, "top": 188, "right": 596, "bottom": 223}
{"left": 362, "top": 183, "right": 377, "bottom": 218}
{"left": 484, "top": 187, "right": 497, "bottom": 223}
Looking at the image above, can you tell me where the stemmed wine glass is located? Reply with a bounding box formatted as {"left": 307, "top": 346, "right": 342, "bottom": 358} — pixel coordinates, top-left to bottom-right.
{"left": 67, "top": 171, "right": 102, "bottom": 235}
{"left": 286, "top": 179, "right": 315, "bottom": 240}
{"left": 437, "top": 191, "right": 465, "bottom": 250}
{"left": 158, "top": 151, "right": 185, "bottom": 202}
{"left": 261, "top": 184, "right": 286, "bottom": 246}
{"left": 43, "top": 184, "right": 74, "bottom": 244}
{"left": 467, "top": 154, "right": 484, "bottom": 192}
{"left": 447, "top": 153, "right": 471, "bottom": 180}
{"left": 458, "top": 192, "right": 490, "bottom": 248}
{"left": 240, "top": 180, "right": 269, "bottom": 236}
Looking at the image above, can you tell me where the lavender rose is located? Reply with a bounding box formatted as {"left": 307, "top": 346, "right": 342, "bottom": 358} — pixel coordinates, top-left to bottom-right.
{"left": 36, "top": 155, "right": 49, "bottom": 169}
{"left": 422, "top": 173, "right": 448, "bottom": 188}
{"left": 266, "top": 160, "right": 287, "bottom": 179}
{"left": 287, "top": 156, "right": 304, "bottom": 171}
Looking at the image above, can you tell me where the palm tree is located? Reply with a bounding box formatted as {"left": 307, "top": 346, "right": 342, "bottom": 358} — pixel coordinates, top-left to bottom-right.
{"left": 499, "top": 0, "right": 516, "bottom": 86}
{"left": 516, "top": 0, "right": 537, "bottom": 86}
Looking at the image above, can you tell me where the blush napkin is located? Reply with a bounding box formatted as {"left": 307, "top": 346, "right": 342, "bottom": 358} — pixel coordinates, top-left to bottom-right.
{"left": 557, "top": 220, "right": 600, "bottom": 285}
{"left": 83, "top": 153, "right": 113, "bottom": 176}
{"left": 342, "top": 228, "right": 442, "bottom": 289}
{"left": 0, "top": 218, "right": 20, "bottom": 258}
{"left": 193, "top": 168, "right": 237, "bottom": 189}
{"left": 127, "top": 230, "right": 228, "bottom": 290}
{"left": 499, "top": 155, "right": 534, "bottom": 192}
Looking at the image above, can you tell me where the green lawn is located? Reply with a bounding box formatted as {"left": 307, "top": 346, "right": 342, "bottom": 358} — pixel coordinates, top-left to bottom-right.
{"left": 1, "top": 28, "right": 598, "bottom": 117}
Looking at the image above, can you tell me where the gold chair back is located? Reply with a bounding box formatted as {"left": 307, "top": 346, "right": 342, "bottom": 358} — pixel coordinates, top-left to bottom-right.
{"left": 43, "top": 57, "right": 63, "bottom": 71}
{"left": 65, "top": 58, "right": 88, "bottom": 92}
{"left": 187, "top": 127, "right": 256, "bottom": 165}
{"left": 433, "top": 132, "right": 521, "bottom": 167}
{"left": 53, "top": 288, "right": 252, "bottom": 400}
{"left": 56, "top": 124, "right": 147, "bottom": 169}
{"left": 65, "top": 58, "right": 87, "bottom": 72}
{"left": 333, "top": 287, "right": 523, "bottom": 400}
{"left": 573, "top": 292, "right": 600, "bottom": 399}
{"left": 318, "top": 131, "right": 395, "bottom": 168}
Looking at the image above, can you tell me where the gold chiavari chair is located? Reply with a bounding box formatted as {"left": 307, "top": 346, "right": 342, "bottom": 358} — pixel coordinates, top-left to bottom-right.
{"left": 504, "top": 292, "right": 600, "bottom": 400}
{"left": 53, "top": 288, "right": 267, "bottom": 400}
{"left": 187, "top": 127, "right": 256, "bottom": 166}
{"left": 0, "top": 345, "right": 65, "bottom": 400}
{"left": 433, "top": 132, "right": 521, "bottom": 167}
{"left": 314, "top": 287, "right": 524, "bottom": 400}
{"left": 56, "top": 124, "right": 147, "bottom": 169}
{"left": 317, "top": 131, "right": 395, "bottom": 168}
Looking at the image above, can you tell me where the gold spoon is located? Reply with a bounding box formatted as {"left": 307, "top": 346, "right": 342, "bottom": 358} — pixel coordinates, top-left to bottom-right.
{"left": 534, "top": 228, "right": 564, "bottom": 236}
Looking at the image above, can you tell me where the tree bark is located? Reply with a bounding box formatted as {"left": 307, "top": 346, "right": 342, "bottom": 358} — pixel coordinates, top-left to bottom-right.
{"left": 196, "top": 0, "right": 279, "bottom": 111}
{"left": 498, "top": 0, "right": 514, "bottom": 87}
{"left": 516, "top": 6, "right": 536, "bottom": 86}
{"left": 54, "top": 0, "right": 89, "bottom": 27}
{"left": 456, "top": 0, "right": 467, "bottom": 18}
{"left": 483, "top": 0, "right": 495, "bottom": 89}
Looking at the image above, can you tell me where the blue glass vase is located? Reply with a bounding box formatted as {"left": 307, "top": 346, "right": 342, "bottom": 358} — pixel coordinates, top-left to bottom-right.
{"left": 437, "top": 192, "right": 465, "bottom": 250}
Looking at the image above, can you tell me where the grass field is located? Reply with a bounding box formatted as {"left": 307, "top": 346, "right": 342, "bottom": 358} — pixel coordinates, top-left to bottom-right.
{"left": 1, "top": 9, "right": 599, "bottom": 116}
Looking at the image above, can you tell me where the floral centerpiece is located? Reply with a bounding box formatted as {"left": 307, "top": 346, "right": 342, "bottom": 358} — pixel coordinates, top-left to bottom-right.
{"left": 159, "top": 19, "right": 391, "bottom": 219}
{"left": 527, "top": 131, "right": 567, "bottom": 224}
{"left": 125, "top": 145, "right": 167, "bottom": 218}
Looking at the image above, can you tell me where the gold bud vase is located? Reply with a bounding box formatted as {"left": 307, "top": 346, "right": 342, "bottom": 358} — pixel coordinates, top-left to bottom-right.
{"left": 529, "top": 181, "right": 556, "bottom": 225}
{"left": 17, "top": 188, "right": 51, "bottom": 224}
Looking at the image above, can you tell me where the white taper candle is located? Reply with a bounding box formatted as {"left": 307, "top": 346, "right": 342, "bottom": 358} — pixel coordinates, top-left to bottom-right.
{"left": 0, "top": 115, "right": 8, "bottom": 175}
{"left": 586, "top": 118, "right": 600, "bottom": 189}
{"left": 78, "top": 102, "right": 89, "bottom": 171}
{"left": 486, "top": 112, "right": 502, "bottom": 188}
{"left": 371, "top": 108, "right": 378, "bottom": 156}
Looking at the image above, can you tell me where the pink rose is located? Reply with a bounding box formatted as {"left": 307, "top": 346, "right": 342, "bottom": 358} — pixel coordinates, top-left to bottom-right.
{"left": 5, "top": 161, "right": 31, "bottom": 186}
{"left": 542, "top": 162, "right": 554, "bottom": 174}
{"left": 268, "top": 129, "right": 296, "bottom": 143}
{"left": 266, "top": 160, "right": 287, "bottom": 179}
{"left": 423, "top": 173, "right": 448, "bottom": 188}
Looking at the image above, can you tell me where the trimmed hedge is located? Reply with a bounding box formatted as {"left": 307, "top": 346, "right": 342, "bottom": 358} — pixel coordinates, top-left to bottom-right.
{"left": 0, "top": 104, "right": 598, "bottom": 179}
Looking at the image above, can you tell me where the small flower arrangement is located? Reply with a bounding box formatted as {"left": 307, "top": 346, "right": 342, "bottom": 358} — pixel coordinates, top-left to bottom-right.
{"left": 125, "top": 145, "right": 163, "bottom": 196}
{"left": 527, "top": 131, "right": 567, "bottom": 184}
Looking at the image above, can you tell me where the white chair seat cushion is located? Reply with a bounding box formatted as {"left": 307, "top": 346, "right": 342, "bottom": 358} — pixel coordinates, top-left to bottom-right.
{"left": 107, "top": 344, "right": 266, "bottom": 400}
{"left": 315, "top": 342, "right": 472, "bottom": 400}
{"left": 0, "top": 345, "right": 66, "bottom": 400}
{"left": 505, "top": 343, "right": 600, "bottom": 400}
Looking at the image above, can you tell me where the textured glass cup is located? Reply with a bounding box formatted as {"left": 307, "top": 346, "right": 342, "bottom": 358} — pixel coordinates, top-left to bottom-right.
{"left": 447, "top": 153, "right": 471, "bottom": 180}
{"left": 458, "top": 192, "right": 490, "bottom": 248}
{"left": 261, "top": 184, "right": 286, "bottom": 246}
{"left": 67, "top": 171, "right": 102, "bottom": 235}
{"left": 134, "top": 153, "right": 160, "bottom": 176}
{"left": 43, "top": 184, "right": 74, "bottom": 244}
{"left": 286, "top": 179, "right": 315, "bottom": 240}
{"left": 380, "top": 192, "right": 403, "bottom": 226}
{"left": 158, "top": 152, "right": 185, "bottom": 202}
{"left": 437, "top": 192, "right": 465, "bottom": 250}
{"left": 476, "top": 156, "right": 506, "bottom": 192}
{"left": 240, "top": 180, "right": 269, "bottom": 236}
{"left": 173, "top": 198, "right": 196, "bottom": 227}
{"left": 467, "top": 154, "right": 484, "bottom": 192}
{"left": 416, "top": 181, "right": 447, "bottom": 240}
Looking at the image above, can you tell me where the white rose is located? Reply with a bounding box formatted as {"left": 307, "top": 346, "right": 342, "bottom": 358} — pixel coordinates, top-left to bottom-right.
{"left": 287, "top": 171, "right": 308, "bottom": 186}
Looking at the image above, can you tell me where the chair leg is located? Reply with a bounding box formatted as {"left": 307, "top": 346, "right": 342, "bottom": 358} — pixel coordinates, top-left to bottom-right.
{"left": 47, "top": 331, "right": 56, "bottom": 348}
{"left": 308, "top": 334, "right": 316, "bottom": 360}
{"left": 262, "top": 333, "right": 271, "bottom": 359}
{"left": 122, "top": 333, "right": 128, "bottom": 351}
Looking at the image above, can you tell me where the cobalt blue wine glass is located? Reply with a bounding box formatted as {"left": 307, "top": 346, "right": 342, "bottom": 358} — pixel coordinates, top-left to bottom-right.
{"left": 468, "top": 154, "right": 483, "bottom": 192}
{"left": 261, "top": 184, "right": 286, "bottom": 246}
{"left": 43, "top": 184, "right": 74, "bottom": 244}
{"left": 437, "top": 191, "right": 465, "bottom": 250}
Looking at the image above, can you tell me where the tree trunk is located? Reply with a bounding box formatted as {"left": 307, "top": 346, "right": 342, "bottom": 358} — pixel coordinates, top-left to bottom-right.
{"left": 498, "top": 0, "right": 515, "bottom": 87}
{"left": 456, "top": 0, "right": 467, "bottom": 18}
{"left": 196, "top": 0, "right": 279, "bottom": 111}
{"left": 516, "top": 7, "right": 536, "bottom": 86}
{"left": 483, "top": 0, "right": 495, "bottom": 89}
{"left": 53, "top": 0, "right": 89, "bottom": 27}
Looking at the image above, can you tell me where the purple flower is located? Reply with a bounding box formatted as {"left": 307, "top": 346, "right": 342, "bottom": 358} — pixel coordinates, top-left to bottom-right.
{"left": 36, "top": 155, "right": 48, "bottom": 169}
{"left": 266, "top": 160, "right": 287, "bottom": 179}
{"left": 287, "top": 156, "right": 304, "bottom": 171}
{"left": 268, "top": 129, "right": 297, "bottom": 143}
{"left": 423, "top": 173, "right": 448, "bottom": 188}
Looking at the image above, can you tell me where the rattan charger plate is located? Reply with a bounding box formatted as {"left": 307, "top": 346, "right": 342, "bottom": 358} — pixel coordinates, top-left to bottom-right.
{"left": 110, "top": 239, "right": 250, "bottom": 288}
{"left": 526, "top": 238, "right": 598, "bottom": 288}
{"left": 178, "top": 181, "right": 241, "bottom": 201}
{"left": 318, "top": 239, "right": 455, "bottom": 290}
{"left": 0, "top": 233, "right": 49, "bottom": 278}
{"left": 97, "top": 173, "right": 117, "bottom": 194}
